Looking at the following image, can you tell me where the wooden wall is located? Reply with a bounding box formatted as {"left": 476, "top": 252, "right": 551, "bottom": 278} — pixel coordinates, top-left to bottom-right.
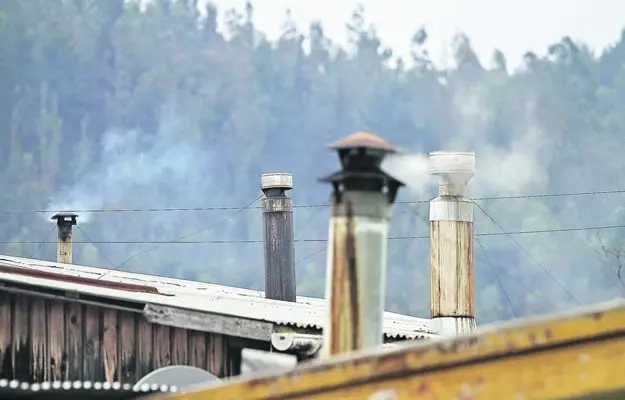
{"left": 0, "top": 290, "right": 234, "bottom": 383}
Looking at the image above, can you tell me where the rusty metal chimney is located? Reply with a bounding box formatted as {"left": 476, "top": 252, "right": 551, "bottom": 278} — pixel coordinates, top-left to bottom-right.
{"left": 320, "top": 131, "right": 404, "bottom": 357}
{"left": 261, "top": 173, "right": 296, "bottom": 302}
{"left": 428, "top": 151, "right": 477, "bottom": 336}
{"left": 51, "top": 212, "right": 78, "bottom": 264}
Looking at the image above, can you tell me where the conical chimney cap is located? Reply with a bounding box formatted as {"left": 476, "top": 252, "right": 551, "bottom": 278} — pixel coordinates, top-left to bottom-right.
{"left": 329, "top": 131, "right": 397, "bottom": 153}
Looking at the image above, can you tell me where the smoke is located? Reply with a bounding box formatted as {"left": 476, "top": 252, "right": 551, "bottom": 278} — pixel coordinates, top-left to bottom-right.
{"left": 46, "top": 110, "right": 215, "bottom": 224}
{"left": 382, "top": 79, "right": 552, "bottom": 200}
{"left": 450, "top": 83, "right": 552, "bottom": 198}
{"left": 381, "top": 152, "right": 431, "bottom": 198}
{"left": 41, "top": 104, "right": 266, "bottom": 286}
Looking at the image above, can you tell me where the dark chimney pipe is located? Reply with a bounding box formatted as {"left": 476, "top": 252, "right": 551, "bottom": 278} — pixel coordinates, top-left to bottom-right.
{"left": 51, "top": 212, "right": 78, "bottom": 264}
{"left": 261, "top": 173, "right": 296, "bottom": 302}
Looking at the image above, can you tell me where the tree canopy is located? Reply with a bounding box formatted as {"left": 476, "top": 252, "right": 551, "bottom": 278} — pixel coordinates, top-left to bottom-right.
{"left": 1, "top": 0, "right": 625, "bottom": 323}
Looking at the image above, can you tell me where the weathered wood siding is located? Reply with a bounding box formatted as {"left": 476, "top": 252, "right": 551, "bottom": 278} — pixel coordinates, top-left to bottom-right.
{"left": 0, "top": 290, "right": 231, "bottom": 383}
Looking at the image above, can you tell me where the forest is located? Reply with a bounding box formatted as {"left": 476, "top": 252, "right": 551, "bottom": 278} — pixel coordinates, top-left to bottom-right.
{"left": 1, "top": 0, "right": 625, "bottom": 323}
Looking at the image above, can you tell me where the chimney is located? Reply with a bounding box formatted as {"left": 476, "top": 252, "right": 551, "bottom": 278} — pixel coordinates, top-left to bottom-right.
{"left": 51, "top": 212, "right": 78, "bottom": 264}
{"left": 428, "top": 151, "right": 477, "bottom": 335}
{"left": 320, "top": 131, "right": 404, "bottom": 357}
{"left": 261, "top": 173, "right": 296, "bottom": 302}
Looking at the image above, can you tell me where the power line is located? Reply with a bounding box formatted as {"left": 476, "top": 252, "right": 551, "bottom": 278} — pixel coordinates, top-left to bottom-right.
{"left": 33, "top": 226, "right": 56, "bottom": 257}
{"left": 75, "top": 226, "right": 117, "bottom": 269}
{"left": 406, "top": 200, "right": 554, "bottom": 315}
{"left": 473, "top": 202, "right": 582, "bottom": 306}
{"left": 295, "top": 247, "right": 327, "bottom": 266}
{"left": 475, "top": 236, "right": 520, "bottom": 318}
{"left": 2, "top": 222, "right": 624, "bottom": 244}
{"left": 293, "top": 206, "right": 327, "bottom": 238}
{"left": 291, "top": 208, "right": 329, "bottom": 267}
{"left": 293, "top": 206, "right": 413, "bottom": 267}
{"left": 472, "top": 188, "right": 625, "bottom": 201}
{"left": 111, "top": 195, "right": 264, "bottom": 273}
{"left": 475, "top": 225, "right": 625, "bottom": 236}
{"left": 2, "top": 188, "right": 624, "bottom": 215}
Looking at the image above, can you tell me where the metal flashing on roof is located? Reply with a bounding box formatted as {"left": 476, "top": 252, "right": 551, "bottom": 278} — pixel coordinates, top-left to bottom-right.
{"left": 0, "top": 254, "right": 439, "bottom": 339}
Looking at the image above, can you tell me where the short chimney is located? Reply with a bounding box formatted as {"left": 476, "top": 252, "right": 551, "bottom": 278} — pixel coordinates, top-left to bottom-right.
{"left": 261, "top": 173, "right": 296, "bottom": 302}
{"left": 428, "top": 151, "right": 477, "bottom": 335}
{"left": 320, "top": 131, "right": 404, "bottom": 357}
{"left": 51, "top": 212, "right": 78, "bottom": 264}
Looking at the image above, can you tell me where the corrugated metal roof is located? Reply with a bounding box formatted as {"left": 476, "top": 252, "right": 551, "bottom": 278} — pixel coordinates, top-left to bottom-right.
{"left": 0, "top": 254, "right": 438, "bottom": 339}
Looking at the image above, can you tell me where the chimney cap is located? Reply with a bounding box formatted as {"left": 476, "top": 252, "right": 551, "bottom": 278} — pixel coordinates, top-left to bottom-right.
{"left": 261, "top": 173, "right": 293, "bottom": 191}
{"left": 51, "top": 212, "right": 78, "bottom": 223}
{"left": 329, "top": 131, "right": 398, "bottom": 153}
{"left": 428, "top": 151, "right": 475, "bottom": 175}
{"left": 429, "top": 151, "right": 475, "bottom": 196}
{"left": 51, "top": 212, "right": 78, "bottom": 219}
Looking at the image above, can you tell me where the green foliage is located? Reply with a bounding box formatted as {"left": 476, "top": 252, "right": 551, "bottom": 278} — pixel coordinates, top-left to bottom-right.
{"left": 0, "top": 1, "right": 624, "bottom": 323}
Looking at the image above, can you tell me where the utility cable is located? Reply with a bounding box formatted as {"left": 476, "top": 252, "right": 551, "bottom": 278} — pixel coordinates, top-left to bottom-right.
{"left": 2, "top": 223, "right": 625, "bottom": 244}
{"left": 291, "top": 206, "right": 328, "bottom": 267}
{"left": 474, "top": 224, "right": 625, "bottom": 236}
{"left": 34, "top": 225, "right": 57, "bottom": 258}
{"left": 293, "top": 206, "right": 327, "bottom": 239}
{"left": 474, "top": 202, "right": 582, "bottom": 306}
{"left": 407, "top": 200, "right": 520, "bottom": 314}
{"left": 291, "top": 202, "right": 417, "bottom": 268}
{"left": 75, "top": 226, "right": 117, "bottom": 269}
{"left": 475, "top": 236, "right": 520, "bottom": 318}
{"left": 294, "top": 247, "right": 327, "bottom": 266}
{"left": 1, "top": 188, "right": 624, "bottom": 214}
{"left": 471, "top": 188, "right": 625, "bottom": 201}
{"left": 106, "top": 195, "right": 263, "bottom": 277}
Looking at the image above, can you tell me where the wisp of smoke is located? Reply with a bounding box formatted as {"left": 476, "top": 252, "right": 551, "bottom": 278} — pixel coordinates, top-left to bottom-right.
{"left": 381, "top": 153, "right": 431, "bottom": 198}
{"left": 449, "top": 81, "right": 552, "bottom": 198}
{"left": 382, "top": 80, "right": 552, "bottom": 200}
{"left": 45, "top": 112, "right": 210, "bottom": 224}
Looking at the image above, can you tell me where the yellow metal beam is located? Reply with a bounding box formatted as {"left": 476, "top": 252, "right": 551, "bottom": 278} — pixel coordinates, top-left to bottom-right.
{"left": 151, "top": 300, "right": 625, "bottom": 400}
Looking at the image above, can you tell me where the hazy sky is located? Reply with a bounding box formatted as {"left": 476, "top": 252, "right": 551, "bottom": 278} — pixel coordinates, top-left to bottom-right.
{"left": 209, "top": 0, "right": 625, "bottom": 69}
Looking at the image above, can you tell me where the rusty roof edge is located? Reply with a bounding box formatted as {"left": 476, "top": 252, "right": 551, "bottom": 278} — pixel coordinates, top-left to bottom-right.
{"left": 0, "top": 254, "right": 206, "bottom": 289}
{"left": 0, "top": 261, "right": 164, "bottom": 295}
